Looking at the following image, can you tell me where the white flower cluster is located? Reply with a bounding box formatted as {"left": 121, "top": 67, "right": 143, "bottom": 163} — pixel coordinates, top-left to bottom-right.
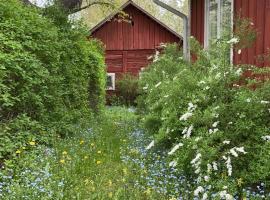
{"left": 179, "top": 102, "right": 197, "bottom": 121}
{"left": 227, "top": 37, "right": 240, "bottom": 44}
{"left": 168, "top": 143, "right": 183, "bottom": 155}
{"left": 194, "top": 186, "right": 208, "bottom": 200}
{"left": 209, "top": 121, "right": 219, "bottom": 134}
{"left": 182, "top": 125, "right": 193, "bottom": 139}
{"left": 219, "top": 189, "right": 234, "bottom": 200}
{"left": 191, "top": 153, "right": 202, "bottom": 174}
{"left": 262, "top": 135, "right": 270, "bottom": 141}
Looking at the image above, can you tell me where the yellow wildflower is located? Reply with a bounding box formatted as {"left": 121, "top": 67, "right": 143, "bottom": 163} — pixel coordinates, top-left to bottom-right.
{"left": 80, "top": 140, "right": 84, "bottom": 145}
{"left": 122, "top": 139, "right": 127, "bottom": 142}
{"left": 84, "top": 156, "right": 88, "bottom": 160}
{"left": 90, "top": 143, "right": 95, "bottom": 147}
{"left": 96, "top": 160, "right": 102, "bottom": 165}
{"left": 108, "top": 192, "right": 113, "bottom": 198}
{"left": 97, "top": 150, "right": 102, "bottom": 154}
{"left": 16, "top": 150, "right": 21, "bottom": 154}
{"left": 60, "top": 159, "right": 65, "bottom": 164}
{"left": 123, "top": 168, "right": 128, "bottom": 175}
{"left": 108, "top": 180, "right": 112, "bottom": 187}
{"left": 237, "top": 178, "right": 244, "bottom": 186}
{"left": 22, "top": 147, "right": 26, "bottom": 150}
{"left": 62, "top": 151, "right": 68, "bottom": 155}
{"left": 29, "top": 141, "right": 36, "bottom": 146}
{"left": 84, "top": 179, "right": 89, "bottom": 185}
{"left": 144, "top": 188, "right": 151, "bottom": 195}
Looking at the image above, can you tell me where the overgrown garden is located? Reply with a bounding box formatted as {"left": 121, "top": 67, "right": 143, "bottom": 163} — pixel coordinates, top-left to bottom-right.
{"left": 0, "top": 0, "right": 270, "bottom": 199}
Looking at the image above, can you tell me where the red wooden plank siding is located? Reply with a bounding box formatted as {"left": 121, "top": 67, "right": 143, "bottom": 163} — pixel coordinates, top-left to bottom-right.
{"left": 234, "top": 0, "right": 270, "bottom": 67}
{"left": 255, "top": 0, "right": 265, "bottom": 67}
{"left": 190, "top": 0, "right": 205, "bottom": 46}
{"left": 190, "top": 0, "right": 270, "bottom": 67}
{"left": 265, "top": 0, "right": 270, "bottom": 66}
{"left": 91, "top": 3, "right": 181, "bottom": 79}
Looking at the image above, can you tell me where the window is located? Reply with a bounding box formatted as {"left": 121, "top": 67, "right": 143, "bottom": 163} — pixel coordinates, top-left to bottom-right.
{"left": 106, "top": 73, "right": 115, "bottom": 90}
{"left": 205, "top": 0, "right": 233, "bottom": 48}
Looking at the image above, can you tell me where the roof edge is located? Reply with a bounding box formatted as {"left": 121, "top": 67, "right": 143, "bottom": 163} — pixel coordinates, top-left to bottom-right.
{"left": 89, "top": 0, "right": 183, "bottom": 40}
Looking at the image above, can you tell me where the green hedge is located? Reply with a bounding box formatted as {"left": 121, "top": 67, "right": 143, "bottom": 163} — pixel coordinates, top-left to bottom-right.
{"left": 0, "top": 0, "right": 105, "bottom": 159}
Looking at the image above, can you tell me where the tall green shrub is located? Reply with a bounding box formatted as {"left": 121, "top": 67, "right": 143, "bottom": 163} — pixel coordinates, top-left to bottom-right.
{"left": 138, "top": 39, "right": 270, "bottom": 197}
{"left": 0, "top": 0, "right": 105, "bottom": 159}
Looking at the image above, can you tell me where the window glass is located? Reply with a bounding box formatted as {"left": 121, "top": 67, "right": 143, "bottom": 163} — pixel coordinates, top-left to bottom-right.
{"left": 206, "top": 0, "right": 232, "bottom": 46}
{"left": 221, "top": 0, "right": 232, "bottom": 36}
{"left": 208, "top": 0, "right": 218, "bottom": 42}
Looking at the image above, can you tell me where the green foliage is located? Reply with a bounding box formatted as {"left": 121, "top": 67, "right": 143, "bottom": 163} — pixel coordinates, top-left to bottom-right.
{"left": 0, "top": 0, "right": 105, "bottom": 159}
{"left": 116, "top": 73, "right": 139, "bottom": 106}
{"left": 137, "top": 39, "right": 270, "bottom": 196}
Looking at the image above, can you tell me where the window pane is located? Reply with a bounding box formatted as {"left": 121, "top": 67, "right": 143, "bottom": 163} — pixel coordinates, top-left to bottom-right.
{"left": 221, "top": 0, "right": 232, "bottom": 36}
{"left": 208, "top": 0, "right": 218, "bottom": 42}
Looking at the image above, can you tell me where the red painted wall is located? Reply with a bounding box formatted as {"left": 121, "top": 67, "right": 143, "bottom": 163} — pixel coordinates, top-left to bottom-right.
{"left": 190, "top": 0, "right": 205, "bottom": 45}
{"left": 190, "top": 0, "right": 270, "bottom": 67}
{"left": 91, "top": 4, "right": 181, "bottom": 77}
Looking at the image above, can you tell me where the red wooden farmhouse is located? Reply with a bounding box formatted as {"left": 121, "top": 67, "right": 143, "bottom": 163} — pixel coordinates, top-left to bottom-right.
{"left": 90, "top": 0, "right": 182, "bottom": 90}
{"left": 190, "top": 0, "right": 270, "bottom": 67}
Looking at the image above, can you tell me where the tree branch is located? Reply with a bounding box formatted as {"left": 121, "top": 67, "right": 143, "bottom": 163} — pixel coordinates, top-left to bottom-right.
{"left": 71, "top": 1, "right": 115, "bottom": 13}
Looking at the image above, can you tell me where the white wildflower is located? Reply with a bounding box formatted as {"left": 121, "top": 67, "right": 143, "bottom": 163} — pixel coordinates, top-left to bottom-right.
{"left": 191, "top": 153, "right": 201, "bottom": 165}
{"left": 188, "top": 102, "right": 197, "bottom": 111}
{"left": 212, "top": 162, "right": 218, "bottom": 171}
{"left": 198, "top": 80, "right": 206, "bottom": 85}
{"left": 230, "top": 148, "right": 238, "bottom": 157}
{"left": 227, "top": 37, "right": 239, "bottom": 44}
{"left": 194, "top": 186, "right": 204, "bottom": 196}
{"left": 183, "top": 125, "right": 193, "bottom": 138}
{"left": 146, "top": 140, "right": 154, "bottom": 150}
{"left": 212, "top": 121, "right": 220, "bottom": 128}
{"left": 204, "top": 86, "right": 210, "bottom": 90}
{"left": 223, "top": 140, "right": 231, "bottom": 145}
{"left": 169, "top": 160, "right": 177, "bottom": 167}
{"left": 261, "top": 100, "right": 270, "bottom": 104}
{"left": 202, "top": 193, "right": 208, "bottom": 200}
{"left": 207, "top": 164, "right": 212, "bottom": 172}
{"left": 235, "top": 147, "right": 247, "bottom": 154}
{"left": 228, "top": 122, "right": 233, "bottom": 125}
{"left": 204, "top": 176, "right": 210, "bottom": 182}
{"left": 155, "top": 82, "right": 162, "bottom": 88}
{"left": 209, "top": 128, "right": 218, "bottom": 134}
{"left": 179, "top": 112, "right": 193, "bottom": 121}
{"left": 164, "top": 95, "right": 169, "bottom": 98}
{"left": 246, "top": 98, "right": 251, "bottom": 103}
{"left": 262, "top": 135, "right": 270, "bottom": 141}
{"left": 225, "top": 156, "right": 232, "bottom": 176}
{"left": 168, "top": 143, "right": 183, "bottom": 155}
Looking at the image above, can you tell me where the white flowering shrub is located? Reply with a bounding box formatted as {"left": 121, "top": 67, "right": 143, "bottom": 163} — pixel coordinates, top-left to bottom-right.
{"left": 138, "top": 38, "right": 270, "bottom": 198}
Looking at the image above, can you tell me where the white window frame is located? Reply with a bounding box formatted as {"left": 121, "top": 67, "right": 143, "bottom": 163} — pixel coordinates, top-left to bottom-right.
{"left": 106, "top": 73, "right": 116, "bottom": 91}
{"left": 204, "top": 0, "right": 234, "bottom": 48}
